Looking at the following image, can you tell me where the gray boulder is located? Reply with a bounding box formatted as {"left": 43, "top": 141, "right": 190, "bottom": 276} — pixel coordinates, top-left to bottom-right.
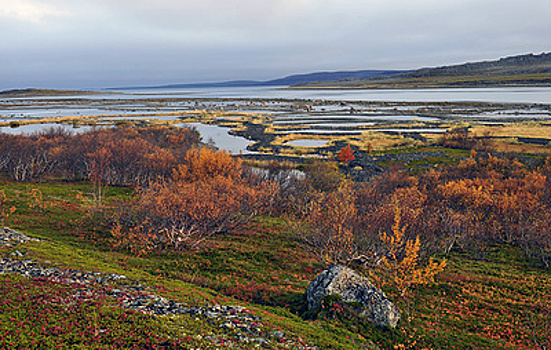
{"left": 306, "top": 265, "right": 400, "bottom": 328}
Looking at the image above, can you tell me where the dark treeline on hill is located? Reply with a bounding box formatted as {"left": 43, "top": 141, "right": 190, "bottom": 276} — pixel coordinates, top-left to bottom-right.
{"left": 387, "top": 52, "right": 551, "bottom": 78}
{"left": 295, "top": 52, "right": 551, "bottom": 88}
{"left": 109, "top": 52, "right": 551, "bottom": 91}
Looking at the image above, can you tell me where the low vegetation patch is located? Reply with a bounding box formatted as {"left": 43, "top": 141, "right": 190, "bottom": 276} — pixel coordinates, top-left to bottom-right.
{"left": 0, "top": 124, "right": 550, "bottom": 349}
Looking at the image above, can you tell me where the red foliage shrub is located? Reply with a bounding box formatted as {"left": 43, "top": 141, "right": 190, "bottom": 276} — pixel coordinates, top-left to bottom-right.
{"left": 337, "top": 145, "right": 355, "bottom": 163}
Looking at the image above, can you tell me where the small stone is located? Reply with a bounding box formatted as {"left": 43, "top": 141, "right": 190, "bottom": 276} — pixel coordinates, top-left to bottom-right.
{"left": 220, "top": 321, "right": 235, "bottom": 329}
{"left": 271, "top": 331, "right": 285, "bottom": 339}
{"left": 252, "top": 337, "right": 269, "bottom": 345}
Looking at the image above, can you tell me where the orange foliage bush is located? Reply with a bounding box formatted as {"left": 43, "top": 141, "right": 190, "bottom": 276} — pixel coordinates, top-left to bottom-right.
{"left": 372, "top": 205, "right": 446, "bottom": 298}
{"left": 173, "top": 148, "right": 241, "bottom": 183}
{"left": 113, "top": 148, "right": 275, "bottom": 252}
{"left": 295, "top": 154, "right": 551, "bottom": 269}
{"left": 136, "top": 176, "right": 265, "bottom": 250}
{"left": 358, "top": 156, "right": 551, "bottom": 268}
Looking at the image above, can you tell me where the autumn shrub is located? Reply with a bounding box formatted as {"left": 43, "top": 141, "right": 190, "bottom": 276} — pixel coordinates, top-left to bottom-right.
{"left": 302, "top": 159, "right": 344, "bottom": 193}
{"left": 0, "top": 125, "right": 200, "bottom": 185}
{"left": 436, "top": 127, "right": 493, "bottom": 152}
{"left": 273, "top": 159, "right": 347, "bottom": 222}
{"left": 0, "top": 133, "right": 56, "bottom": 182}
{"left": 356, "top": 156, "right": 551, "bottom": 268}
{"left": 373, "top": 205, "right": 446, "bottom": 287}
{"left": 253, "top": 160, "right": 305, "bottom": 216}
{"left": 172, "top": 147, "right": 242, "bottom": 182}
{"left": 0, "top": 190, "right": 16, "bottom": 229}
{"left": 291, "top": 181, "right": 361, "bottom": 264}
{"left": 112, "top": 148, "right": 276, "bottom": 252}
{"left": 368, "top": 204, "right": 446, "bottom": 323}
{"left": 337, "top": 145, "right": 355, "bottom": 163}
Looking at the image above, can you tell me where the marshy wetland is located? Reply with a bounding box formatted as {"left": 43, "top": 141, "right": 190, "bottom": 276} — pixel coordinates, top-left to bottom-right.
{"left": 2, "top": 88, "right": 551, "bottom": 173}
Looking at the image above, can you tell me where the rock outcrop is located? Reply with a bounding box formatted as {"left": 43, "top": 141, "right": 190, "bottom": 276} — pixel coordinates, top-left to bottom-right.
{"left": 0, "top": 228, "right": 318, "bottom": 349}
{"left": 306, "top": 265, "right": 400, "bottom": 328}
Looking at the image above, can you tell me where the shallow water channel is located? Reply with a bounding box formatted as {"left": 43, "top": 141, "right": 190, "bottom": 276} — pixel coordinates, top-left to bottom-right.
{"left": 177, "top": 123, "right": 254, "bottom": 154}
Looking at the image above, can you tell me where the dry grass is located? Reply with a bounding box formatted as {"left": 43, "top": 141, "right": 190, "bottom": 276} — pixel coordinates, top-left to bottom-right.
{"left": 352, "top": 131, "right": 423, "bottom": 150}
{"left": 271, "top": 133, "right": 336, "bottom": 146}
{"left": 490, "top": 142, "right": 551, "bottom": 154}
{"left": 0, "top": 111, "right": 211, "bottom": 128}
{"left": 471, "top": 122, "right": 551, "bottom": 139}
{"left": 467, "top": 122, "right": 551, "bottom": 154}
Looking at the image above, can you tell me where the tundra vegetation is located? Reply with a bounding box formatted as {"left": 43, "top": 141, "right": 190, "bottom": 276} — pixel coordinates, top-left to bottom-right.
{"left": 0, "top": 124, "right": 550, "bottom": 349}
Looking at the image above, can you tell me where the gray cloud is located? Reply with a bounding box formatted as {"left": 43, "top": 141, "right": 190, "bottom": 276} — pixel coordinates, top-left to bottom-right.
{"left": 0, "top": 0, "right": 549, "bottom": 89}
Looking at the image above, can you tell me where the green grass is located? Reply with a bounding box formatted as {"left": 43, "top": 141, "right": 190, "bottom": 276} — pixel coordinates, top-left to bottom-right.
{"left": 1, "top": 178, "right": 550, "bottom": 349}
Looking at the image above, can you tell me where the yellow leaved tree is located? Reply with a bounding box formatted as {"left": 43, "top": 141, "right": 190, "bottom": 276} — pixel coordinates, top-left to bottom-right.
{"left": 372, "top": 201, "right": 446, "bottom": 320}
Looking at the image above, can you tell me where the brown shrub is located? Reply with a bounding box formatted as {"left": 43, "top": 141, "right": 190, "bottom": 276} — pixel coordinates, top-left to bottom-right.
{"left": 0, "top": 126, "right": 200, "bottom": 185}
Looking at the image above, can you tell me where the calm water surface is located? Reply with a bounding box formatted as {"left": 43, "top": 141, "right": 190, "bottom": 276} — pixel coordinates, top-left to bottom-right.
{"left": 287, "top": 139, "right": 330, "bottom": 147}
{"left": 0, "top": 123, "right": 106, "bottom": 135}
{"left": 177, "top": 123, "right": 254, "bottom": 154}
{"left": 2, "top": 86, "right": 549, "bottom": 154}
{"left": 108, "top": 86, "right": 551, "bottom": 104}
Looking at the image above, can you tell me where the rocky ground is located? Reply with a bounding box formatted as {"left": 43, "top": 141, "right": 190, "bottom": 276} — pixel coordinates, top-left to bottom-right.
{"left": 0, "top": 228, "right": 317, "bottom": 349}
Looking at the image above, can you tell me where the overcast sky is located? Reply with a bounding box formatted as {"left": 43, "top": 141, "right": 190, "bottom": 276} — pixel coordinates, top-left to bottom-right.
{"left": 1, "top": 0, "right": 549, "bottom": 89}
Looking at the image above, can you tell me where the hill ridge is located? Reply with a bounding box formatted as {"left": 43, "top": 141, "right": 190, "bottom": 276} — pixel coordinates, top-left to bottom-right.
{"left": 110, "top": 69, "right": 409, "bottom": 90}
{"left": 294, "top": 52, "right": 551, "bottom": 88}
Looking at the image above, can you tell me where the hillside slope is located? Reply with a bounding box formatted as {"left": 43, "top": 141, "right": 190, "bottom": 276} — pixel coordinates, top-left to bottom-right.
{"left": 113, "top": 70, "right": 408, "bottom": 90}
{"left": 294, "top": 52, "right": 551, "bottom": 89}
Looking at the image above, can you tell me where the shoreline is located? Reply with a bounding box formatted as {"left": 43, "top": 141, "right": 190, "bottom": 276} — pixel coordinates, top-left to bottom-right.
{"left": 286, "top": 82, "right": 551, "bottom": 90}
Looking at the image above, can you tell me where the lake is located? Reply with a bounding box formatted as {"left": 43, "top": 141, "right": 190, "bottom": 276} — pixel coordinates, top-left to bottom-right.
{"left": 107, "top": 86, "right": 551, "bottom": 104}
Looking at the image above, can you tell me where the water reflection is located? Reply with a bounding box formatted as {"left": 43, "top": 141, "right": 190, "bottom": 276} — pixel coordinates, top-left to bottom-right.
{"left": 107, "top": 86, "right": 551, "bottom": 104}
{"left": 177, "top": 123, "right": 254, "bottom": 154}
{"left": 0, "top": 123, "right": 106, "bottom": 135}
{"left": 286, "top": 139, "right": 330, "bottom": 147}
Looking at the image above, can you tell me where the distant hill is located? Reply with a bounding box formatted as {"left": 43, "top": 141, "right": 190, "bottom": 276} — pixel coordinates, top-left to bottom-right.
{"left": 294, "top": 52, "right": 551, "bottom": 89}
{"left": 112, "top": 70, "right": 409, "bottom": 90}
{"left": 256, "top": 70, "right": 409, "bottom": 86}
{"left": 0, "top": 88, "right": 107, "bottom": 98}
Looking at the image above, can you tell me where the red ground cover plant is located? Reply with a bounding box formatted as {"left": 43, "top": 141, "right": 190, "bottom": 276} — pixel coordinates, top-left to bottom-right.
{"left": 0, "top": 276, "right": 190, "bottom": 349}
